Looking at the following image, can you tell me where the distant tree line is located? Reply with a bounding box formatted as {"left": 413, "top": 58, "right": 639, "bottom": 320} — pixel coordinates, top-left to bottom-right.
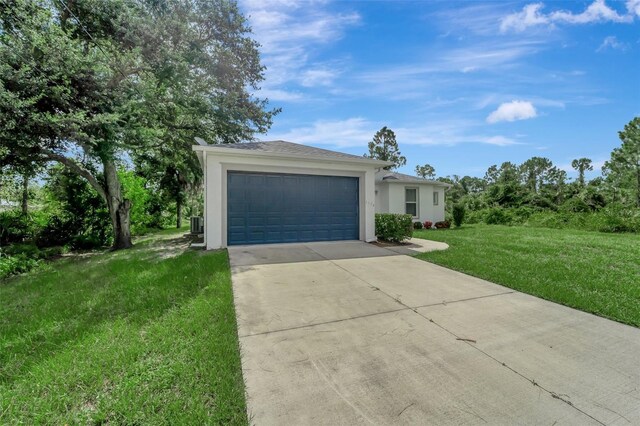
{"left": 366, "top": 118, "right": 640, "bottom": 232}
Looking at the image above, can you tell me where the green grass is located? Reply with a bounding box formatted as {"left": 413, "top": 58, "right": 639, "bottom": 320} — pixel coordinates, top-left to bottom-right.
{"left": 0, "top": 228, "right": 247, "bottom": 425}
{"left": 413, "top": 225, "right": 640, "bottom": 327}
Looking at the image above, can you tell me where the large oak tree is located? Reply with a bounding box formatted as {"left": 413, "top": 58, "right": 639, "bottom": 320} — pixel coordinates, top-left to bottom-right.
{"left": 0, "top": 0, "right": 277, "bottom": 249}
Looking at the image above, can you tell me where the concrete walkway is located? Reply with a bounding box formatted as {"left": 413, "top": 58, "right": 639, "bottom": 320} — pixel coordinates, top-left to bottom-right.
{"left": 229, "top": 241, "right": 640, "bottom": 425}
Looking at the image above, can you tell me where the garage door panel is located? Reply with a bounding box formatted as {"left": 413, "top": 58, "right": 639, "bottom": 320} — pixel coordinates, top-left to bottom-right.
{"left": 227, "top": 171, "right": 359, "bottom": 245}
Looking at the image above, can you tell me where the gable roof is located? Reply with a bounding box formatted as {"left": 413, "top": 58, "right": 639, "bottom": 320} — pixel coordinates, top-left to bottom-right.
{"left": 375, "top": 170, "right": 451, "bottom": 187}
{"left": 192, "top": 140, "right": 393, "bottom": 167}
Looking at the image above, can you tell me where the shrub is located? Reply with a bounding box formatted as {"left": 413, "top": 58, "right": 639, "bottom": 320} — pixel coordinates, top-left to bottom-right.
{"left": 0, "top": 210, "right": 33, "bottom": 245}
{"left": 0, "top": 254, "right": 40, "bottom": 279}
{"left": 423, "top": 220, "right": 433, "bottom": 229}
{"left": 375, "top": 213, "right": 413, "bottom": 242}
{"left": 35, "top": 215, "right": 74, "bottom": 248}
{"left": 484, "top": 207, "right": 513, "bottom": 225}
{"left": 452, "top": 204, "right": 466, "bottom": 227}
{"left": 561, "top": 197, "right": 591, "bottom": 213}
{"left": 434, "top": 220, "right": 451, "bottom": 229}
{"left": 70, "top": 234, "right": 105, "bottom": 250}
{"left": 413, "top": 221, "right": 423, "bottom": 230}
{"left": 3, "top": 243, "right": 41, "bottom": 259}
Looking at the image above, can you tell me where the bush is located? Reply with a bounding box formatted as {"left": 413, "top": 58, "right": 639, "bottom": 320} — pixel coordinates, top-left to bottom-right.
{"left": 0, "top": 210, "right": 33, "bottom": 245}
{"left": 35, "top": 215, "right": 74, "bottom": 248}
{"left": 375, "top": 213, "right": 413, "bottom": 242}
{"left": 0, "top": 254, "right": 40, "bottom": 279}
{"left": 484, "top": 207, "right": 514, "bottom": 225}
{"left": 70, "top": 234, "right": 106, "bottom": 250}
{"left": 423, "top": 220, "right": 433, "bottom": 229}
{"left": 413, "top": 221, "right": 423, "bottom": 230}
{"left": 434, "top": 220, "right": 451, "bottom": 229}
{"left": 452, "top": 204, "right": 465, "bottom": 227}
{"left": 561, "top": 197, "right": 591, "bottom": 213}
{"left": 3, "top": 243, "right": 41, "bottom": 259}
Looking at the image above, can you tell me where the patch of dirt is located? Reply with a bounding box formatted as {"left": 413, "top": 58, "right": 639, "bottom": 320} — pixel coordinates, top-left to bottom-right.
{"left": 370, "top": 240, "right": 411, "bottom": 248}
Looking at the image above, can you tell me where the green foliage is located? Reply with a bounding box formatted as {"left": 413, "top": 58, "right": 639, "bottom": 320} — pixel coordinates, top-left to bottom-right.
{"left": 1, "top": 0, "right": 277, "bottom": 249}
{"left": 561, "top": 197, "right": 591, "bottom": 213}
{"left": 375, "top": 213, "right": 413, "bottom": 242}
{"left": 572, "top": 158, "right": 593, "bottom": 186}
{"left": 604, "top": 117, "right": 640, "bottom": 208}
{"left": 0, "top": 210, "right": 33, "bottom": 245}
{"left": 484, "top": 207, "right": 514, "bottom": 225}
{"left": 434, "top": 220, "right": 451, "bottom": 229}
{"left": 452, "top": 203, "right": 465, "bottom": 227}
{"left": 365, "top": 127, "right": 406, "bottom": 170}
{"left": 0, "top": 254, "right": 39, "bottom": 279}
{"left": 415, "top": 164, "right": 435, "bottom": 179}
{"left": 119, "top": 170, "right": 151, "bottom": 235}
{"left": 524, "top": 208, "right": 640, "bottom": 233}
{"left": 41, "top": 167, "right": 111, "bottom": 248}
{"left": 413, "top": 221, "right": 423, "bottom": 230}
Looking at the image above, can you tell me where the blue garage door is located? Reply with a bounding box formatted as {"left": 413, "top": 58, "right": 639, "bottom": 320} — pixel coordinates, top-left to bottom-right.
{"left": 227, "top": 172, "right": 359, "bottom": 245}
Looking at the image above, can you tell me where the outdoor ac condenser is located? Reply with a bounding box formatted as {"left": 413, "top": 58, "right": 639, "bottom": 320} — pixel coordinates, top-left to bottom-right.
{"left": 190, "top": 217, "right": 204, "bottom": 235}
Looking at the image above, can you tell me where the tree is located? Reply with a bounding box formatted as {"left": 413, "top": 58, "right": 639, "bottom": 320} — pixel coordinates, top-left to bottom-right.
{"left": 415, "top": 164, "right": 436, "bottom": 179}
{"left": 364, "top": 126, "right": 406, "bottom": 170}
{"left": 0, "top": 0, "right": 277, "bottom": 249}
{"left": 519, "top": 157, "right": 553, "bottom": 194}
{"left": 571, "top": 158, "right": 593, "bottom": 186}
{"left": 604, "top": 117, "right": 640, "bottom": 207}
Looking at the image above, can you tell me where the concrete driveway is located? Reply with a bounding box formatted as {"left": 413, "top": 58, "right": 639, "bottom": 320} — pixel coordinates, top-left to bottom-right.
{"left": 229, "top": 241, "right": 640, "bottom": 425}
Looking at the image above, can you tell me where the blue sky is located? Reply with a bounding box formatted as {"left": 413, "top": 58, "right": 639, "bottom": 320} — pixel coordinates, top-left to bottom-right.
{"left": 240, "top": 0, "right": 640, "bottom": 179}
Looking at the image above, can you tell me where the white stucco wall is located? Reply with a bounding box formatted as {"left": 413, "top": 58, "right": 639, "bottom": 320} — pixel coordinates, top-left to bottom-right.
{"left": 375, "top": 184, "right": 389, "bottom": 213}
{"left": 375, "top": 182, "right": 446, "bottom": 224}
{"left": 199, "top": 149, "right": 381, "bottom": 249}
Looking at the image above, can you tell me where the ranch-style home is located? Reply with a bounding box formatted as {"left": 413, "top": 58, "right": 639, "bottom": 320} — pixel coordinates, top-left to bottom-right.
{"left": 375, "top": 171, "right": 450, "bottom": 225}
{"left": 192, "top": 140, "right": 446, "bottom": 250}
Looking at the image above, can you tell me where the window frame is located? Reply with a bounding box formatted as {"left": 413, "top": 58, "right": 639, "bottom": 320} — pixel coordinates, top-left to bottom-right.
{"left": 404, "top": 187, "right": 419, "bottom": 218}
{"left": 433, "top": 191, "right": 439, "bottom": 206}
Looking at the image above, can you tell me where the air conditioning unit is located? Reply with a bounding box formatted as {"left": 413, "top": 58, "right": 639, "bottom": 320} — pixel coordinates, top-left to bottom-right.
{"left": 190, "top": 217, "right": 204, "bottom": 235}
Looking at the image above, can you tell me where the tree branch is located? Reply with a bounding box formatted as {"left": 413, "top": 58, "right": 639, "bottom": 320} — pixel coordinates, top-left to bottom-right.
{"left": 40, "top": 149, "right": 107, "bottom": 202}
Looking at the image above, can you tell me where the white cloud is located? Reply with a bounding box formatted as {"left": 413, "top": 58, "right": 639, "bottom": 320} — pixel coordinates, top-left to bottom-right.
{"left": 264, "top": 118, "right": 375, "bottom": 148}
{"left": 300, "top": 68, "right": 339, "bottom": 87}
{"left": 240, "top": 0, "right": 359, "bottom": 99}
{"left": 487, "top": 101, "right": 538, "bottom": 123}
{"left": 597, "top": 36, "right": 628, "bottom": 52}
{"left": 256, "top": 88, "right": 305, "bottom": 102}
{"left": 628, "top": 0, "right": 640, "bottom": 17}
{"left": 500, "top": 3, "right": 550, "bottom": 33}
{"left": 501, "top": 0, "right": 635, "bottom": 33}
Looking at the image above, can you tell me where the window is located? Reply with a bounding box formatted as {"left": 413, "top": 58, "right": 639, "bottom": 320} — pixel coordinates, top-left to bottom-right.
{"left": 405, "top": 187, "right": 418, "bottom": 217}
{"left": 433, "top": 191, "right": 439, "bottom": 206}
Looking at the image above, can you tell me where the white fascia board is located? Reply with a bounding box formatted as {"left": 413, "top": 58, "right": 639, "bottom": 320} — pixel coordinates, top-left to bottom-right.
{"left": 377, "top": 180, "right": 452, "bottom": 188}
{"left": 192, "top": 145, "right": 393, "bottom": 168}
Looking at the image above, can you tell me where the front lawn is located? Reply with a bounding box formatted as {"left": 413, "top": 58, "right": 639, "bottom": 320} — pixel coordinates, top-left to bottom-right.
{"left": 413, "top": 225, "right": 640, "bottom": 327}
{"left": 0, "top": 228, "right": 247, "bottom": 424}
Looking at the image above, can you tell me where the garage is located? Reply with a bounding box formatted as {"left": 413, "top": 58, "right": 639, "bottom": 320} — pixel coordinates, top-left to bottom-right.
{"left": 227, "top": 172, "right": 359, "bottom": 245}
{"left": 192, "top": 140, "right": 391, "bottom": 249}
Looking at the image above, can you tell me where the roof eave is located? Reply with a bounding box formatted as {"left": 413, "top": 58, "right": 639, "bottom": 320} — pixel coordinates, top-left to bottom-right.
{"left": 192, "top": 145, "right": 394, "bottom": 167}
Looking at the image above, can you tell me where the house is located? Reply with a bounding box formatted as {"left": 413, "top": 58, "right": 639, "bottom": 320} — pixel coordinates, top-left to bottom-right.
{"left": 192, "top": 140, "right": 392, "bottom": 249}
{"left": 375, "top": 171, "right": 450, "bottom": 225}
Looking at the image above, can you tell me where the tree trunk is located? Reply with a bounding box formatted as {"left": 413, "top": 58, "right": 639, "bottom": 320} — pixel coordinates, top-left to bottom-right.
{"left": 176, "top": 198, "right": 182, "bottom": 229}
{"left": 103, "top": 160, "right": 133, "bottom": 250}
{"left": 21, "top": 173, "right": 28, "bottom": 215}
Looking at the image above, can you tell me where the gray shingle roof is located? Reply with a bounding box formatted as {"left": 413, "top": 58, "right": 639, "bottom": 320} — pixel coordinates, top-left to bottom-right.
{"left": 211, "top": 140, "right": 372, "bottom": 162}
{"left": 376, "top": 171, "right": 451, "bottom": 187}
